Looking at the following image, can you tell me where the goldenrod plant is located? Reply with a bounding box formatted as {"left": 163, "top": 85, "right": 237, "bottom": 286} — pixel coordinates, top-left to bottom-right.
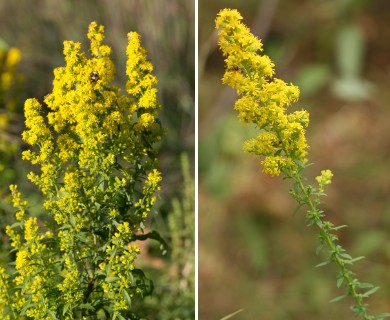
{"left": 216, "top": 9, "right": 390, "bottom": 320}
{"left": 0, "top": 22, "right": 166, "bottom": 319}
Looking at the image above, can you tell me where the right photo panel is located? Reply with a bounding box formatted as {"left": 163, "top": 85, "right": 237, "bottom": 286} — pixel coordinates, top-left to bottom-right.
{"left": 199, "top": 1, "right": 390, "bottom": 319}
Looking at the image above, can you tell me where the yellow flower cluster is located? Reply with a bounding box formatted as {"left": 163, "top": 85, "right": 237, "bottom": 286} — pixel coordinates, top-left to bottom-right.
{"left": 136, "top": 169, "right": 162, "bottom": 219}
{"left": 216, "top": 9, "right": 309, "bottom": 176}
{"left": 5, "top": 225, "right": 21, "bottom": 249}
{"left": 100, "top": 241, "right": 140, "bottom": 312}
{"left": 316, "top": 169, "right": 334, "bottom": 192}
{"left": 24, "top": 274, "right": 53, "bottom": 319}
{"left": 57, "top": 269, "right": 83, "bottom": 304}
{"left": 9, "top": 184, "right": 27, "bottom": 221}
{"left": 2, "top": 21, "right": 164, "bottom": 318}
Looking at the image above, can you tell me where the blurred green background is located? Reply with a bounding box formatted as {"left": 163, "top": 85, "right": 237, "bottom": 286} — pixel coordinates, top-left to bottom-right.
{"left": 199, "top": 1, "right": 390, "bottom": 319}
{"left": 0, "top": 0, "right": 194, "bottom": 319}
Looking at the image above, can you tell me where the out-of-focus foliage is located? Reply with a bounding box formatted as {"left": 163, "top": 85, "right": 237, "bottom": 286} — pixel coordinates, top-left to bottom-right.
{"left": 134, "top": 154, "right": 195, "bottom": 319}
{"left": 199, "top": 1, "right": 390, "bottom": 319}
{"left": 0, "top": 44, "right": 23, "bottom": 175}
{"left": 0, "top": 45, "right": 23, "bottom": 113}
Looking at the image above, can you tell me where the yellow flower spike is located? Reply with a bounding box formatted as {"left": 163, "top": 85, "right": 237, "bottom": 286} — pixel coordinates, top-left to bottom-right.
{"left": 216, "top": 9, "right": 309, "bottom": 175}
{"left": 138, "top": 112, "right": 155, "bottom": 129}
{"left": 9, "top": 184, "right": 27, "bottom": 209}
{"left": 15, "top": 250, "right": 29, "bottom": 271}
{"left": 316, "top": 169, "right": 334, "bottom": 192}
{"left": 126, "top": 32, "right": 158, "bottom": 101}
{"left": 139, "top": 87, "right": 159, "bottom": 109}
{"left": 22, "top": 98, "right": 53, "bottom": 146}
{"left": 15, "top": 210, "right": 25, "bottom": 221}
{"left": 146, "top": 169, "right": 162, "bottom": 187}
{"left": 88, "top": 21, "right": 105, "bottom": 57}
{"left": 24, "top": 217, "right": 38, "bottom": 241}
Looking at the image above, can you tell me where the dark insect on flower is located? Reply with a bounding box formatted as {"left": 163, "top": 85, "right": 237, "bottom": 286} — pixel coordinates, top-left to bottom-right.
{"left": 89, "top": 71, "right": 99, "bottom": 82}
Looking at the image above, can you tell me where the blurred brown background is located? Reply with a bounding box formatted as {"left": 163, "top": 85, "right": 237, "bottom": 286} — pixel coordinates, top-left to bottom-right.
{"left": 199, "top": 1, "right": 390, "bottom": 319}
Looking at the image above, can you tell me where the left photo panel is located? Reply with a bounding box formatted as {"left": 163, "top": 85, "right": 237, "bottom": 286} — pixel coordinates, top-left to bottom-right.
{"left": 0, "top": 1, "right": 195, "bottom": 319}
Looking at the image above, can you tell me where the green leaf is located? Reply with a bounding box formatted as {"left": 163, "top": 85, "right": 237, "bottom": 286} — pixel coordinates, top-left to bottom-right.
{"left": 357, "top": 282, "right": 375, "bottom": 289}
{"left": 336, "top": 277, "right": 344, "bottom": 288}
{"left": 131, "top": 230, "right": 169, "bottom": 254}
{"left": 316, "top": 243, "right": 324, "bottom": 255}
{"left": 292, "top": 203, "right": 304, "bottom": 216}
{"left": 129, "top": 270, "right": 135, "bottom": 285}
{"left": 79, "top": 303, "right": 95, "bottom": 311}
{"left": 315, "top": 220, "right": 324, "bottom": 228}
{"left": 311, "top": 191, "right": 327, "bottom": 197}
{"left": 122, "top": 289, "right": 132, "bottom": 308}
{"left": 110, "top": 248, "right": 117, "bottom": 259}
{"left": 69, "top": 215, "right": 76, "bottom": 228}
{"left": 329, "top": 294, "right": 348, "bottom": 303}
{"left": 374, "top": 313, "right": 390, "bottom": 320}
{"left": 75, "top": 232, "right": 89, "bottom": 244}
{"left": 362, "top": 286, "right": 380, "bottom": 298}
{"left": 339, "top": 253, "right": 352, "bottom": 260}
{"left": 348, "top": 256, "right": 365, "bottom": 264}
{"left": 105, "top": 262, "right": 112, "bottom": 275}
{"left": 105, "top": 276, "right": 120, "bottom": 283}
{"left": 274, "top": 148, "right": 282, "bottom": 156}
{"left": 102, "top": 308, "right": 111, "bottom": 318}
{"left": 10, "top": 221, "right": 23, "bottom": 229}
{"left": 58, "top": 224, "right": 71, "bottom": 230}
{"left": 315, "top": 261, "right": 329, "bottom": 268}
{"left": 332, "top": 225, "right": 348, "bottom": 231}
{"left": 293, "top": 159, "right": 307, "bottom": 169}
{"left": 63, "top": 303, "right": 69, "bottom": 316}
{"left": 47, "top": 310, "right": 58, "bottom": 319}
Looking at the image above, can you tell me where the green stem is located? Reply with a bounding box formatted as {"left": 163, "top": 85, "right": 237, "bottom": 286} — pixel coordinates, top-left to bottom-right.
{"left": 293, "top": 172, "right": 373, "bottom": 319}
